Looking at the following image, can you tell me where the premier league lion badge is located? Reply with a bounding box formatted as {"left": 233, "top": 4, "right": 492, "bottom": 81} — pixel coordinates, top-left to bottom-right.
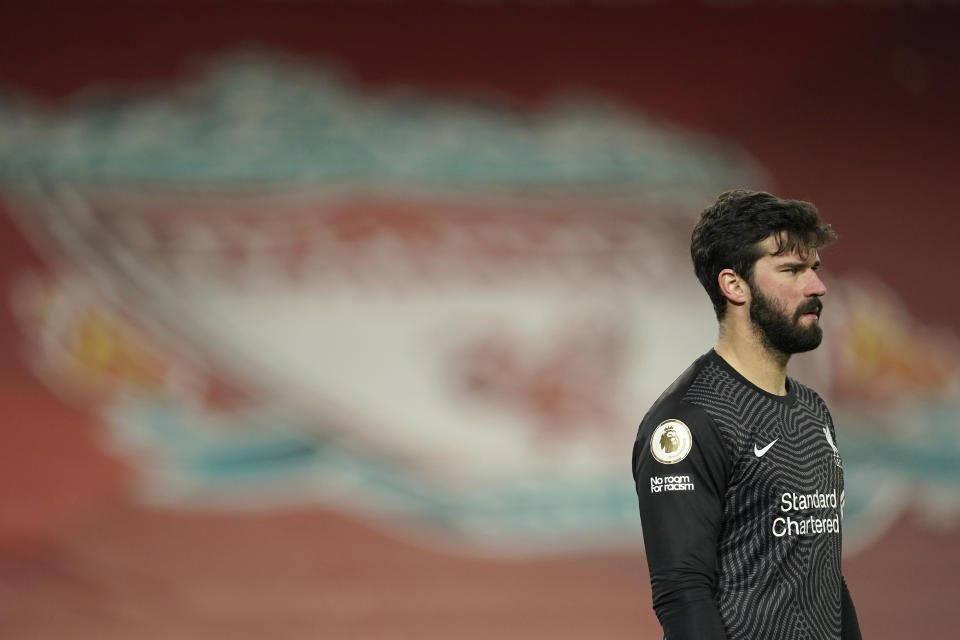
{"left": 650, "top": 419, "right": 692, "bottom": 464}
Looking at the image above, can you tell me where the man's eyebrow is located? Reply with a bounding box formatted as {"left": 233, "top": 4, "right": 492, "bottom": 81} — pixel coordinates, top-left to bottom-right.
{"left": 776, "top": 258, "right": 821, "bottom": 269}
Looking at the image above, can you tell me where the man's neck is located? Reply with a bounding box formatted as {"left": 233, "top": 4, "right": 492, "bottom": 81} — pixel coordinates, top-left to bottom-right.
{"left": 715, "top": 324, "right": 790, "bottom": 396}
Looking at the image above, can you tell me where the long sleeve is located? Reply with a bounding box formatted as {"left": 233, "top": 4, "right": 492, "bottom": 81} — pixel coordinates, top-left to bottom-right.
{"left": 840, "top": 577, "right": 862, "bottom": 640}
{"left": 633, "top": 401, "right": 732, "bottom": 639}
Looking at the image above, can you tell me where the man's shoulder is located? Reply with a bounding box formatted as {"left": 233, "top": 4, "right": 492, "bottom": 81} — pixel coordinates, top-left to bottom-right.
{"left": 632, "top": 353, "right": 735, "bottom": 479}
{"left": 637, "top": 352, "right": 716, "bottom": 436}
{"left": 787, "top": 376, "right": 830, "bottom": 410}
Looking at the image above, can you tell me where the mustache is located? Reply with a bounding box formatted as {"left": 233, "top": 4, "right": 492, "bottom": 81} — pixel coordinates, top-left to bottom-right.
{"left": 796, "top": 298, "right": 823, "bottom": 318}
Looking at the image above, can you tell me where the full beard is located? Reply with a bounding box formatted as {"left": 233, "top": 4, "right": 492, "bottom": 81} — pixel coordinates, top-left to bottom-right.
{"left": 749, "top": 287, "right": 824, "bottom": 356}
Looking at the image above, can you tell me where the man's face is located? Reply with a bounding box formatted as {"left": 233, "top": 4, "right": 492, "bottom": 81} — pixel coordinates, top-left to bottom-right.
{"left": 747, "top": 235, "right": 827, "bottom": 355}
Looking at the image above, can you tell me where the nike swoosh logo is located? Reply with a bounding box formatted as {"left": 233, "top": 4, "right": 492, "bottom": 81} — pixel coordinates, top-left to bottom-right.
{"left": 754, "top": 439, "right": 778, "bottom": 457}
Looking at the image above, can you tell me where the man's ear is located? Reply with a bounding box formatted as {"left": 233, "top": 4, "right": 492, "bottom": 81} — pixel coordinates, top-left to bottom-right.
{"left": 718, "top": 268, "right": 749, "bottom": 307}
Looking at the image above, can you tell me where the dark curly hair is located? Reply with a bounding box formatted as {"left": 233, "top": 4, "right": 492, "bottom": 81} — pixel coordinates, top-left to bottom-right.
{"left": 691, "top": 190, "right": 837, "bottom": 320}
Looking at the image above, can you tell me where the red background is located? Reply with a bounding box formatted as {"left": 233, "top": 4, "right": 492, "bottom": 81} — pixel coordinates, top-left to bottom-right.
{"left": 1, "top": 3, "right": 958, "bottom": 638}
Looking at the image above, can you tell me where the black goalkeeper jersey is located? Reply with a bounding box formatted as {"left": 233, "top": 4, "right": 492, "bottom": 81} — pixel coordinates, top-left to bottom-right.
{"left": 632, "top": 350, "right": 859, "bottom": 640}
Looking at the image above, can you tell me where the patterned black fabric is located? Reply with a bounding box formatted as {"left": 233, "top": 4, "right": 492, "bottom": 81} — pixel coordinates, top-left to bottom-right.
{"left": 633, "top": 350, "right": 846, "bottom": 640}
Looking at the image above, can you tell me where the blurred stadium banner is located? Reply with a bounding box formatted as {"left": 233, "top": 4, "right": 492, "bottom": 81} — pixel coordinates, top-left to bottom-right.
{"left": 1, "top": 4, "right": 958, "bottom": 639}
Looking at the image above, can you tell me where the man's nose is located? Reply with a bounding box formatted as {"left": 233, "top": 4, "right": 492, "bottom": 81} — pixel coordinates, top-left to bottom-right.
{"left": 806, "top": 271, "right": 827, "bottom": 297}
